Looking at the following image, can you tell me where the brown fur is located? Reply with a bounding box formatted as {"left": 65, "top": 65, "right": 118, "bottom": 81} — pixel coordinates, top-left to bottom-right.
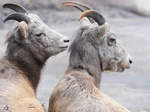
{"left": 0, "top": 59, "right": 45, "bottom": 112}
{"left": 49, "top": 70, "right": 130, "bottom": 112}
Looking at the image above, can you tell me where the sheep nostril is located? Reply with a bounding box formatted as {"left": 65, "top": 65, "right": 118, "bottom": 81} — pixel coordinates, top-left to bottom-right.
{"left": 64, "top": 40, "right": 69, "bottom": 43}
{"left": 129, "top": 59, "right": 133, "bottom": 64}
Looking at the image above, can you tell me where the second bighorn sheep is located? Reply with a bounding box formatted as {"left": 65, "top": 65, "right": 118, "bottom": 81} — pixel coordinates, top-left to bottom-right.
{"left": 0, "top": 3, "right": 69, "bottom": 112}
{"left": 48, "top": 2, "right": 132, "bottom": 112}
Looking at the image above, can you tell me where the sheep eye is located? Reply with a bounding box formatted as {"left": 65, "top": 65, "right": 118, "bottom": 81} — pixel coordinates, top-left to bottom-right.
{"left": 108, "top": 38, "right": 116, "bottom": 46}
{"left": 35, "top": 33, "right": 45, "bottom": 37}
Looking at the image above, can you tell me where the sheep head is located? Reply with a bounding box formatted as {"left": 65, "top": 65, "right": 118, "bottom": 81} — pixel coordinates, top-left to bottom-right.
{"left": 64, "top": 1, "right": 132, "bottom": 72}
{"left": 3, "top": 3, "right": 69, "bottom": 61}
{"left": 81, "top": 10, "right": 132, "bottom": 72}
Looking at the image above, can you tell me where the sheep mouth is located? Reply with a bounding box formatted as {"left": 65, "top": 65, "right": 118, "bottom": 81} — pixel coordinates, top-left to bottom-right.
{"left": 117, "top": 64, "right": 130, "bottom": 72}
{"left": 119, "top": 63, "right": 130, "bottom": 69}
{"left": 59, "top": 46, "right": 68, "bottom": 49}
{"left": 117, "top": 67, "right": 125, "bottom": 72}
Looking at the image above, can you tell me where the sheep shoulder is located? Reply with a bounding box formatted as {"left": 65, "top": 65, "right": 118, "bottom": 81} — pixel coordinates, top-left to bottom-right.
{"left": 49, "top": 70, "right": 130, "bottom": 112}
{"left": 0, "top": 59, "right": 45, "bottom": 112}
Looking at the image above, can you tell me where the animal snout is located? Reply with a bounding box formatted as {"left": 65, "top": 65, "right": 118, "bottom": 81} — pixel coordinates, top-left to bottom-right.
{"left": 129, "top": 59, "right": 133, "bottom": 64}
{"left": 58, "top": 38, "right": 70, "bottom": 48}
{"left": 64, "top": 39, "right": 69, "bottom": 43}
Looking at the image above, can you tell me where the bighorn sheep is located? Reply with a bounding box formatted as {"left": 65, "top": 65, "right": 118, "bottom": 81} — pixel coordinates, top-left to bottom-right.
{"left": 0, "top": 3, "right": 69, "bottom": 112}
{"left": 48, "top": 2, "right": 132, "bottom": 112}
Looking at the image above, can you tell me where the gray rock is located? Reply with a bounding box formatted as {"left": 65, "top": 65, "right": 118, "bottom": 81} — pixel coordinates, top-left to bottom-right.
{"left": 102, "top": 0, "right": 150, "bottom": 16}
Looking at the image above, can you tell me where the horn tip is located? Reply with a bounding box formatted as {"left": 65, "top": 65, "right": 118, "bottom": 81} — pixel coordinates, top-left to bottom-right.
{"left": 3, "top": 19, "right": 7, "bottom": 23}
{"left": 2, "top": 3, "right": 12, "bottom": 8}
{"left": 62, "top": 2, "right": 72, "bottom": 7}
{"left": 2, "top": 4, "right": 7, "bottom": 8}
{"left": 3, "top": 17, "right": 10, "bottom": 23}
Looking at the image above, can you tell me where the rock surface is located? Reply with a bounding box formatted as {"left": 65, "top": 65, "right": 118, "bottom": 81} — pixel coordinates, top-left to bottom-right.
{"left": 103, "top": 0, "right": 150, "bottom": 16}
{"left": 1, "top": 0, "right": 150, "bottom": 16}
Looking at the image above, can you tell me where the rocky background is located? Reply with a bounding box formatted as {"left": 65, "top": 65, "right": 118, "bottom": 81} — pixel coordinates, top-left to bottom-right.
{"left": 0, "top": 0, "right": 150, "bottom": 112}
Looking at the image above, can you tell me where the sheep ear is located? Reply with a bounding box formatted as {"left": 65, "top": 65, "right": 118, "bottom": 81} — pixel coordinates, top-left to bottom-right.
{"left": 18, "top": 21, "right": 28, "bottom": 39}
{"left": 80, "top": 17, "right": 91, "bottom": 26}
{"left": 99, "top": 22, "right": 110, "bottom": 37}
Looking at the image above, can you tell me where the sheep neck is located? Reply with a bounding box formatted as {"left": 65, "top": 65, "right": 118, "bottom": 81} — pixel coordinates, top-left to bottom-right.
{"left": 67, "top": 42, "right": 102, "bottom": 88}
{"left": 5, "top": 46, "right": 45, "bottom": 91}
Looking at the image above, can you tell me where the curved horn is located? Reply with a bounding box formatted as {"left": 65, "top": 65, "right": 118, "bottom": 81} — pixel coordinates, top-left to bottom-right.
{"left": 4, "top": 13, "right": 30, "bottom": 23}
{"left": 3, "top": 3, "right": 28, "bottom": 13}
{"left": 63, "top": 1, "right": 91, "bottom": 12}
{"left": 79, "top": 10, "right": 105, "bottom": 25}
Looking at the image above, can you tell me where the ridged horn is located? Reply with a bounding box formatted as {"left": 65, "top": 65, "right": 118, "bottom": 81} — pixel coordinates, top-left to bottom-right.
{"left": 3, "top": 3, "right": 28, "bottom": 13}
{"left": 4, "top": 13, "right": 30, "bottom": 23}
{"left": 63, "top": 1, "right": 91, "bottom": 12}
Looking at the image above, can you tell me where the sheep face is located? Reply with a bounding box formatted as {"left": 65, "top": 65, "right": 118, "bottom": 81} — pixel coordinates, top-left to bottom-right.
{"left": 97, "top": 26, "right": 132, "bottom": 72}
{"left": 80, "top": 19, "right": 132, "bottom": 72}
{"left": 24, "top": 14, "right": 69, "bottom": 57}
